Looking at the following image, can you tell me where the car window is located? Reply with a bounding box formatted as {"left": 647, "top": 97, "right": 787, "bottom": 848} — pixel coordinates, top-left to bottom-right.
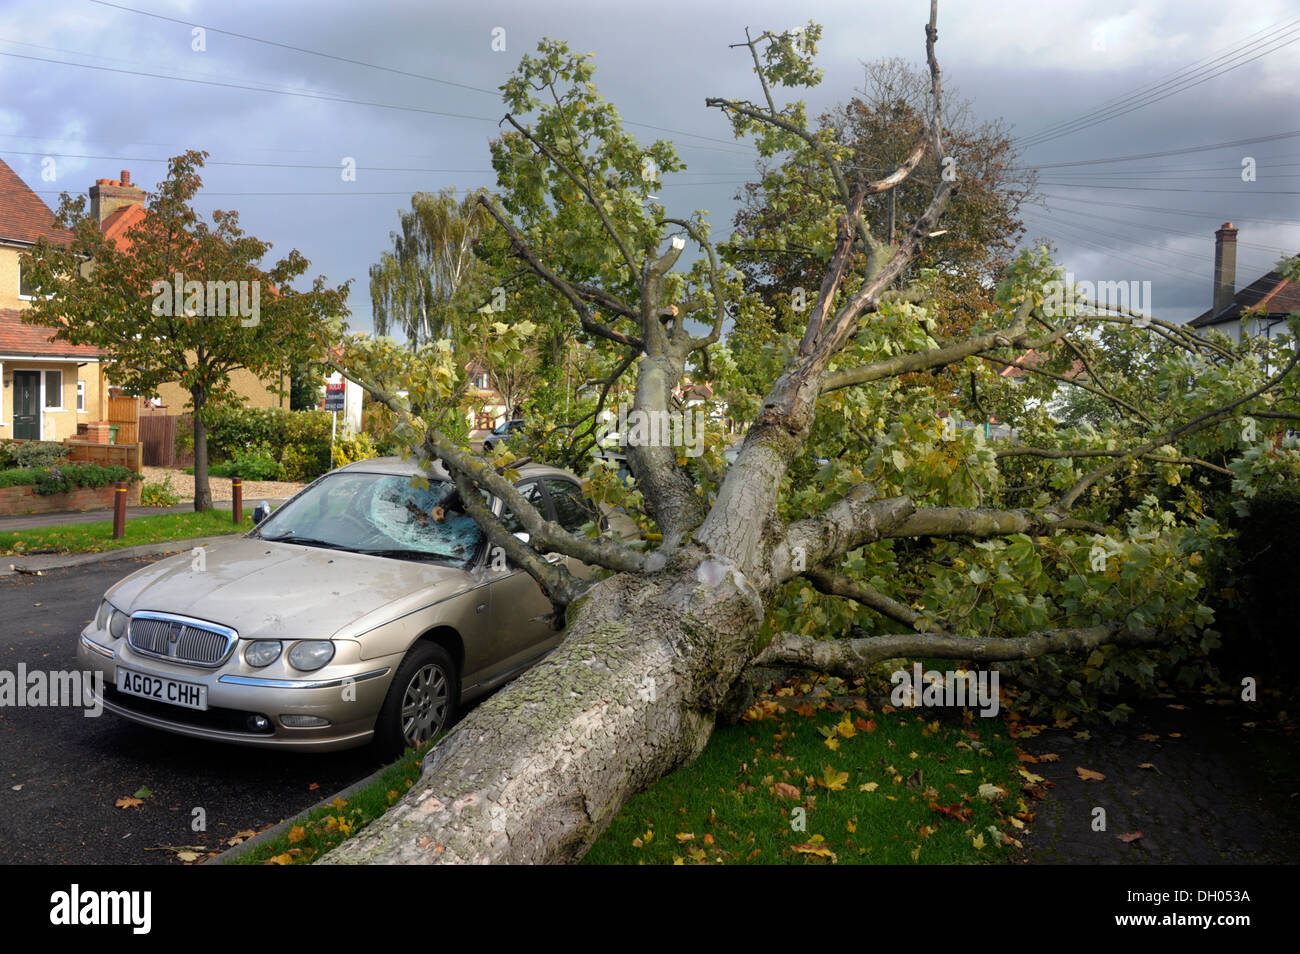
{"left": 498, "top": 480, "right": 549, "bottom": 535}
{"left": 543, "top": 478, "right": 595, "bottom": 533}
{"left": 256, "top": 472, "right": 484, "bottom": 565}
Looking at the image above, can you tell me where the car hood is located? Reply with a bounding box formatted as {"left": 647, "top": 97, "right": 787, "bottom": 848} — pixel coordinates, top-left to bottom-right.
{"left": 105, "top": 536, "right": 472, "bottom": 641}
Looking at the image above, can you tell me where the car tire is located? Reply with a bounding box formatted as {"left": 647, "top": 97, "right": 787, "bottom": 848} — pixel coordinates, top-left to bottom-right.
{"left": 372, "top": 641, "right": 458, "bottom": 759}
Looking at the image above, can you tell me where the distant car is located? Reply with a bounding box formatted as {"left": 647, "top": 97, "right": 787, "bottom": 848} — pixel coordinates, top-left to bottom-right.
{"left": 481, "top": 418, "right": 525, "bottom": 453}
{"left": 78, "top": 456, "right": 602, "bottom": 755}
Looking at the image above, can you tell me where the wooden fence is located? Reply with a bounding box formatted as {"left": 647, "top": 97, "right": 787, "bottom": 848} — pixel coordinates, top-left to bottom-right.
{"left": 65, "top": 440, "right": 142, "bottom": 473}
{"left": 107, "top": 394, "right": 140, "bottom": 445}
{"left": 139, "top": 414, "right": 181, "bottom": 468}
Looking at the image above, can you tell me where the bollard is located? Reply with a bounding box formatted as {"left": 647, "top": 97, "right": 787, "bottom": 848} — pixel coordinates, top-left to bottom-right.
{"left": 112, "top": 481, "right": 127, "bottom": 539}
{"left": 232, "top": 477, "right": 243, "bottom": 525}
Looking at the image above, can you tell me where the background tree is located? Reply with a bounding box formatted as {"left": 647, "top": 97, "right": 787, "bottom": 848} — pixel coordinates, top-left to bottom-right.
{"left": 23, "top": 151, "right": 350, "bottom": 510}
{"left": 370, "top": 188, "right": 491, "bottom": 347}
{"left": 321, "top": 11, "right": 1299, "bottom": 864}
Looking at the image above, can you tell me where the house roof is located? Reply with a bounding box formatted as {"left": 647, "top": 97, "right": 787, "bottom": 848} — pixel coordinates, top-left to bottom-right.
{"left": 101, "top": 202, "right": 146, "bottom": 249}
{"left": 0, "top": 157, "right": 70, "bottom": 247}
{"left": 0, "top": 308, "right": 102, "bottom": 359}
{"left": 1190, "top": 259, "right": 1300, "bottom": 328}
{"left": 997, "top": 349, "right": 1086, "bottom": 380}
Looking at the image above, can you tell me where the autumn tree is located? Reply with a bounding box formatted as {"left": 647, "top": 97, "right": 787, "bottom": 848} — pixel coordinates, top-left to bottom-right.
{"left": 23, "top": 151, "right": 350, "bottom": 510}
{"left": 321, "top": 7, "right": 1300, "bottom": 864}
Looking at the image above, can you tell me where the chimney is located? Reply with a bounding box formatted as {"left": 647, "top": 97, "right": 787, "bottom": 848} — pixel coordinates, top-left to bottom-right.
{"left": 89, "top": 169, "right": 145, "bottom": 225}
{"left": 1213, "top": 221, "right": 1238, "bottom": 315}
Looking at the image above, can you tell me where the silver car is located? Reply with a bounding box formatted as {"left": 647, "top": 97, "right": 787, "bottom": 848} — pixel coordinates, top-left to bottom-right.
{"left": 77, "top": 457, "right": 601, "bottom": 755}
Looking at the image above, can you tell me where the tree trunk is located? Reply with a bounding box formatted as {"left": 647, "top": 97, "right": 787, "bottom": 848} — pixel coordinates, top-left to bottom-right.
{"left": 191, "top": 386, "right": 213, "bottom": 513}
{"left": 321, "top": 560, "right": 760, "bottom": 864}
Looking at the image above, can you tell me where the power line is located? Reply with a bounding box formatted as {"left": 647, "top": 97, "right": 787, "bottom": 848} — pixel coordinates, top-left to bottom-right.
{"left": 1016, "top": 16, "right": 1300, "bottom": 145}
{"left": 85, "top": 0, "right": 756, "bottom": 154}
{"left": 1017, "top": 18, "right": 1300, "bottom": 149}
{"left": 1009, "top": 130, "right": 1300, "bottom": 171}
{"left": 1037, "top": 192, "right": 1300, "bottom": 227}
{"left": 1037, "top": 201, "right": 1293, "bottom": 255}
{"left": 1035, "top": 180, "right": 1299, "bottom": 195}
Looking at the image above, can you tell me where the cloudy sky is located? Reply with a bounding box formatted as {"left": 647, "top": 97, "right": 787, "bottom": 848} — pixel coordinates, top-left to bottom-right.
{"left": 2, "top": 0, "right": 1297, "bottom": 329}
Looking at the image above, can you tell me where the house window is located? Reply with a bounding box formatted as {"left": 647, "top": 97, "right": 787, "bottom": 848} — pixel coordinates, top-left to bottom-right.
{"left": 18, "top": 262, "right": 36, "bottom": 300}
{"left": 44, "top": 370, "right": 62, "bottom": 409}
{"left": 77, "top": 380, "right": 86, "bottom": 412}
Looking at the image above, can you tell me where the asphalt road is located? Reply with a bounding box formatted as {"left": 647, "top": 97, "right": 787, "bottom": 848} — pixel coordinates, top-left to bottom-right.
{"left": 0, "top": 555, "right": 382, "bottom": 864}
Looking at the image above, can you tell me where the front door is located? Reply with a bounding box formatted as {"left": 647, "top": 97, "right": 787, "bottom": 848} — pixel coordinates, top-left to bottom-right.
{"left": 12, "top": 371, "right": 39, "bottom": 440}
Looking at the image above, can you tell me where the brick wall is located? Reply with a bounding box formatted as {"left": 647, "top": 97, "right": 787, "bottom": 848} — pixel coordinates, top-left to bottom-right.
{"left": 0, "top": 482, "right": 141, "bottom": 516}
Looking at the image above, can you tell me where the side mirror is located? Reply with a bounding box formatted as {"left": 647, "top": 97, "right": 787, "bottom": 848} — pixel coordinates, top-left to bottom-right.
{"left": 252, "top": 501, "right": 274, "bottom": 525}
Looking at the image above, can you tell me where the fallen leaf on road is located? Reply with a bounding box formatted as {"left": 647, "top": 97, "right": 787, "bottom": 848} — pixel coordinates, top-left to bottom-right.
{"left": 1118, "top": 831, "right": 1143, "bottom": 843}
{"left": 1138, "top": 763, "right": 1157, "bottom": 770}
{"left": 133, "top": 786, "right": 152, "bottom": 799}
{"left": 1038, "top": 753, "right": 1060, "bottom": 762}
{"left": 1075, "top": 767, "right": 1106, "bottom": 781}
{"left": 115, "top": 797, "right": 144, "bottom": 809}
{"left": 308, "top": 782, "right": 320, "bottom": 791}
{"left": 1138, "top": 733, "right": 1161, "bottom": 742}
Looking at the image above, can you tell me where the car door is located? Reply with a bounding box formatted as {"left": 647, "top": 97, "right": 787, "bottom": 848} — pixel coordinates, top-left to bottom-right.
{"left": 538, "top": 477, "right": 602, "bottom": 580}
{"left": 477, "top": 479, "right": 561, "bottom": 675}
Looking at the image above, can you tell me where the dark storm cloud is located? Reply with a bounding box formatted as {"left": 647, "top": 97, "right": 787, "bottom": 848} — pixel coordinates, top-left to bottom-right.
{"left": 1, "top": 0, "right": 1296, "bottom": 329}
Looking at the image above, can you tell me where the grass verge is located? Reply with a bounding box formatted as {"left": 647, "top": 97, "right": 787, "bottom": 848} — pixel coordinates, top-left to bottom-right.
{"left": 227, "top": 740, "right": 436, "bottom": 865}
{"left": 0, "top": 511, "right": 254, "bottom": 556}
{"left": 583, "top": 673, "right": 1028, "bottom": 865}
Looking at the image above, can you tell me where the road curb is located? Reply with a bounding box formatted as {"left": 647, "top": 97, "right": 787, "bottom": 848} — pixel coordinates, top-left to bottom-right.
{"left": 206, "top": 759, "right": 395, "bottom": 865}
{"left": 1, "top": 535, "right": 241, "bottom": 578}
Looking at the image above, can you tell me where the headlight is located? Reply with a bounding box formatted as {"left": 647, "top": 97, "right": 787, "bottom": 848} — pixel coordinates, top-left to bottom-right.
{"left": 109, "top": 609, "right": 130, "bottom": 640}
{"left": 95, "top": 599, "right": 112, "bottom": 631}
{"left": 287, "top": 640, "right": 335, "bottom": 671}
{"left": 244, "top": 641, "right": 283, "bottom": 667}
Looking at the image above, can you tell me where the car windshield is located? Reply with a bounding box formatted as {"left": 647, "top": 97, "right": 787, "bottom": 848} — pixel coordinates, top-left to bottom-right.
{"left": 253, "top": 472, "right": 484, "bottom": 566}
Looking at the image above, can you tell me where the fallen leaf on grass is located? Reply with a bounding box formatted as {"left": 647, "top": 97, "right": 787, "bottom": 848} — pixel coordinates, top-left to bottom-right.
{"left": 287, "top": 825, "right": 306, "bottom": 844}
{"left": 978, "top": 783, "right": 1006, "bottom": 801}
{"left": 1075, "top": 767, "right": 1106, "bottom": 781}
{"left": 930, "top": 801, "right": 972, "bottom": 821}
{"left": 268, "top": 853, "right": 293, "bottom": 865}
{"left": 773, "top": 782, "right": 801, "bottom": 800}
{"left": 817, "top": 766, "right": 849, "bottom": 791}
{"left": 859, "top": 782, "right": 879, "bottom": 793}
{"left": 1018, "top": 768, "right": 1045, "bottom": 785}
{"left": 791, "top": 834, "right": 837, "bottom": 862}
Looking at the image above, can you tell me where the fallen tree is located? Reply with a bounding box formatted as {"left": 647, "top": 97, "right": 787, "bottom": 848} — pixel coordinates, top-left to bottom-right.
{"left": 321, "top": 3, "right": 1300, "bottom": 863}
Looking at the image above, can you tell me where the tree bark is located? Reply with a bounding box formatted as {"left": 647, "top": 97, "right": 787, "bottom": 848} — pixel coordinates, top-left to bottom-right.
{"left": 191, "top": 386, "right": 213, "bottom": 513}
{"left": 322, "top": 561, "right": 760, "bottom": 864}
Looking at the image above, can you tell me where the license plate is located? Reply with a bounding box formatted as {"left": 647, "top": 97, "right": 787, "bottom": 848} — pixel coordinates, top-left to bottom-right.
{"left": 116, "top": 668, "right": 208, "bottom": 711}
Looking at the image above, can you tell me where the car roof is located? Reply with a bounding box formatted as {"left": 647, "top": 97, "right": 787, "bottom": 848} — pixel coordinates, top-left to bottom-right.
{"left": 333, "top": 455, "right": 578, "bottom": 484}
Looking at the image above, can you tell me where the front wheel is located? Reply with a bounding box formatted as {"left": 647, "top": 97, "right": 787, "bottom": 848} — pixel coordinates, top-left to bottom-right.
{"left": 372, "top": 642, "right": 457, "bottom": 759}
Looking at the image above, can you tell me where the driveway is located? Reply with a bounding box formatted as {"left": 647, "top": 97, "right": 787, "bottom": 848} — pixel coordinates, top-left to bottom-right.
{"left": 0, "top": 555, "right": 382, "bottom": 864}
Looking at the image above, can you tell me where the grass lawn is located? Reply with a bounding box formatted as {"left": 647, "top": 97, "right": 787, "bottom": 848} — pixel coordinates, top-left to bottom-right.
{"left": 583, "top": 674, "right": 1029, "bottom": 865}
{"left": 226, "top": 740, "right": 436, "bottom": 865}
{"left": 0, "top": 510, "right": 255, "bottom": 556}
{"left": 228, "top": 672, "right": 1030, "bottom": 866}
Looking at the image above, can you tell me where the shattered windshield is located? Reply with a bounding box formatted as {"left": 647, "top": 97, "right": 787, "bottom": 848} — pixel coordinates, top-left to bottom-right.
{"left": 255, "top": 472, "right": 484, "bottom": 566}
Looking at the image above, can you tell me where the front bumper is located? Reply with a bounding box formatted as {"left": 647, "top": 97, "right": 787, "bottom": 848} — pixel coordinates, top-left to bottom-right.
{"left": 78, "top": 625, "right": 400, "bottom": 752}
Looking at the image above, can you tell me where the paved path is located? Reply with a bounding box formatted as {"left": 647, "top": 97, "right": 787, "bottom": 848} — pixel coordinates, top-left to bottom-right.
{"left": 1019, "top": 696, "right": 1299, "bottom": 864}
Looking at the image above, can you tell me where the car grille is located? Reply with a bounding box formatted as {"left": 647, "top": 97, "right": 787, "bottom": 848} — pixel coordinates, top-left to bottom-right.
{"left": 128, "top": 613, "right": 236, "bottom": 668}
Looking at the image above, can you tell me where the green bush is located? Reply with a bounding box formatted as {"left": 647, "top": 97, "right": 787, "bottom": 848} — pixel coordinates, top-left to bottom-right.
{"left": 331, "top": 432, "right": 379, "bottom": 469}
{"left": 202, "top": 405, "right": 332, "bottom": 476}
{"left": 140, "top": 473, "right": 182, "bottom": 507}
{"left": 0, "top": 442, "right": 14, "bottom": 469}
{"left": 9, "top": 441, "right": 70, "bottom": 469}
{"left": 211, "top": 443, "right": 285, "bottom": 481}
{"left": 0, "top": 463, "right": 140, "bottom": 495}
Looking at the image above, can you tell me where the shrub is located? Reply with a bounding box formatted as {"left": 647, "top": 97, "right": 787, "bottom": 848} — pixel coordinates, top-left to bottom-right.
{"left": 0, "top": 441, "right": 14, "bottom": 468}
{"left": 331, "top": 432, "right": 379, "bottom": 469}
{"left": 281, "top": 443, "right": 329, "bottom": 482}
{"left": 0, "top": 463, "right": 140, "bottom": 495}
{"left": 10, "top": 441, "right": 70, "bottom": 468}
{"left": 211, "top": 443, "right": 285, "bottom": 481}
{"left": 202, "top": 405, "right": 332, "bottom": 475}
{"left": 140, "top": 473, "right": 182, "bottom": 507}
